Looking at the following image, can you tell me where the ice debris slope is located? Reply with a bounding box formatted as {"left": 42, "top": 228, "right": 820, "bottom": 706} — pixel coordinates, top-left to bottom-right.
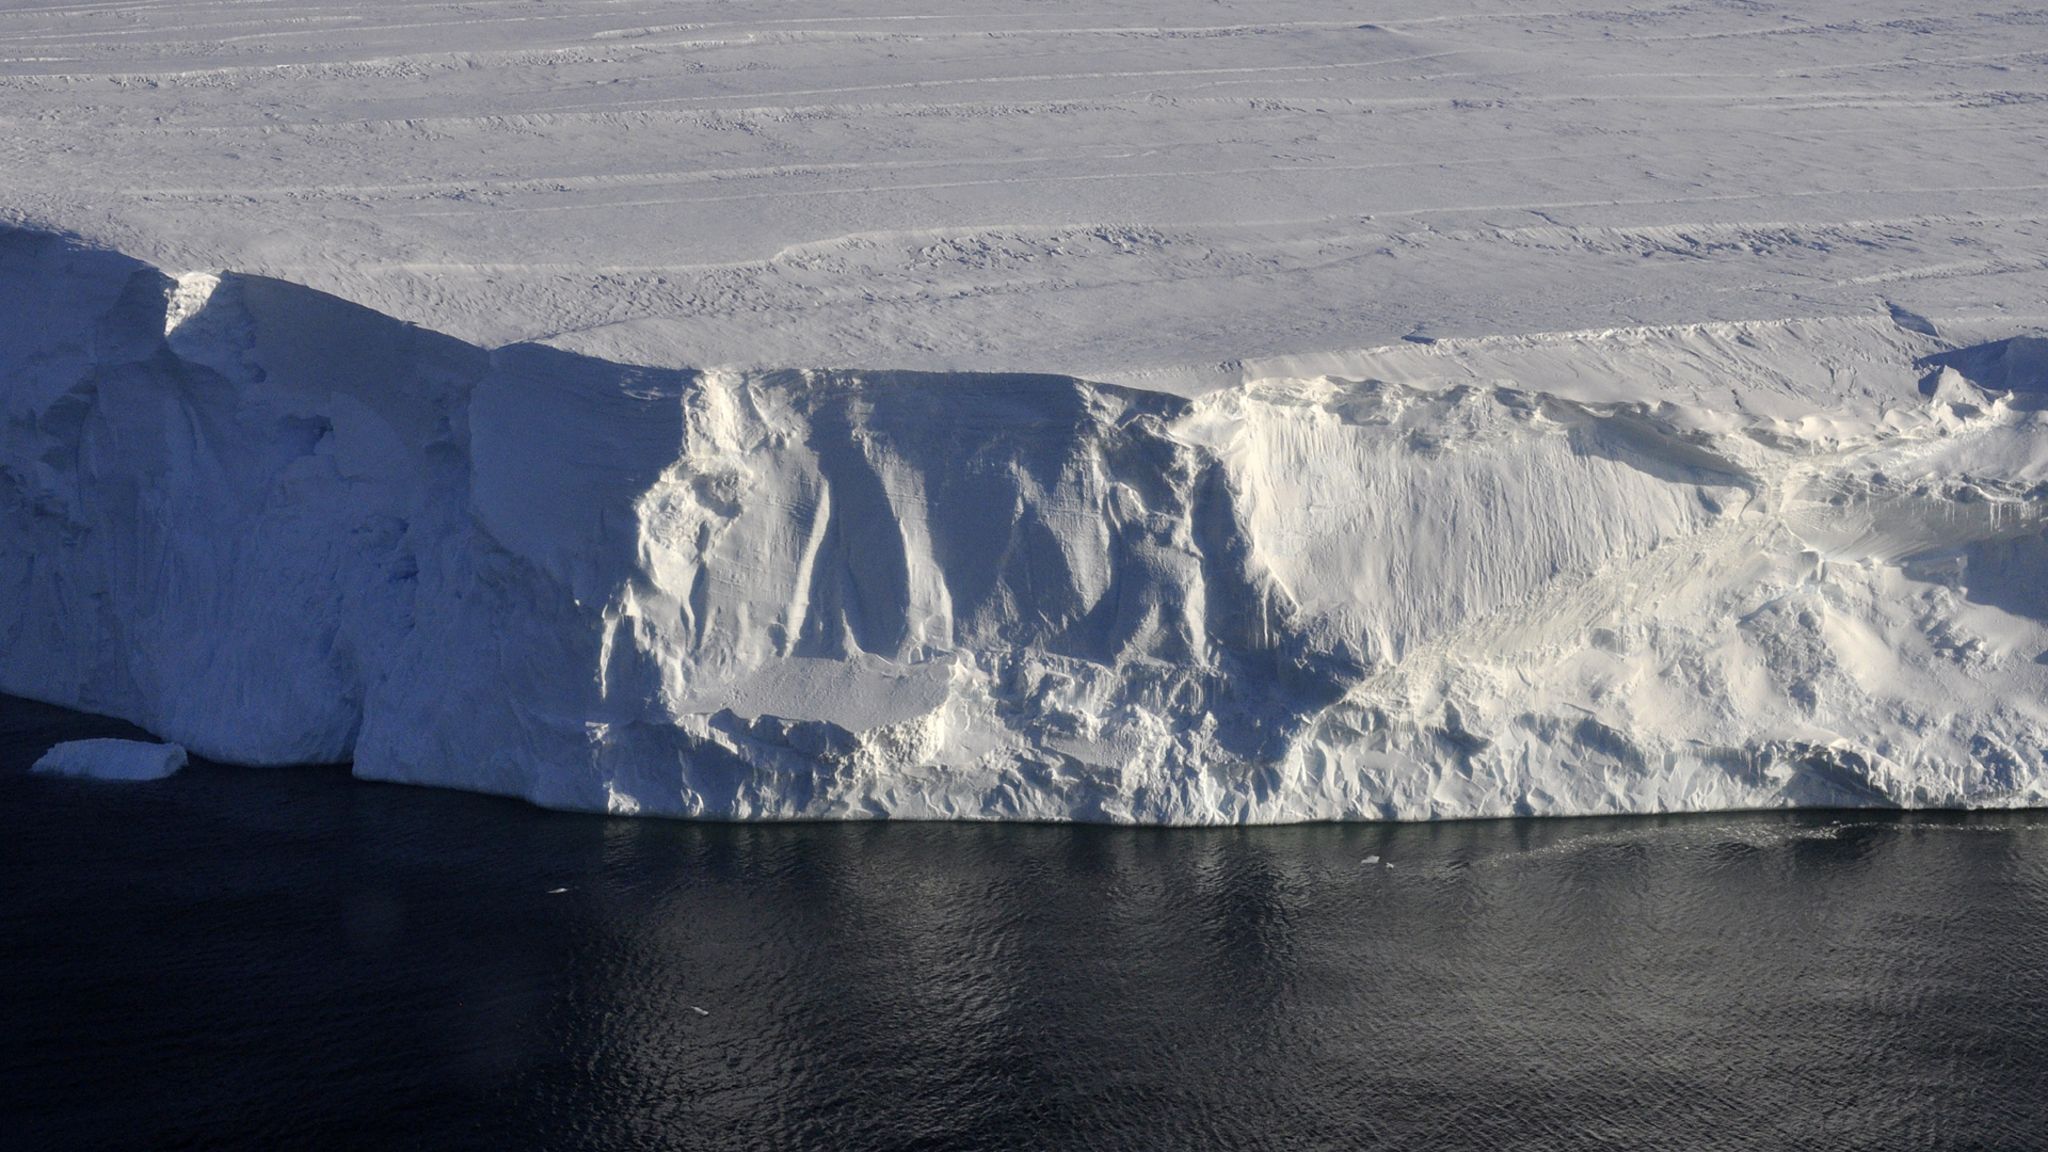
{"left": 5, "top": 228, "right": 2046, "bottom": 821}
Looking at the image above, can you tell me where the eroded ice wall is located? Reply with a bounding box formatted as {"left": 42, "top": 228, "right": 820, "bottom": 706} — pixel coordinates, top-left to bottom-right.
{"left": 5, "top": 227, "right": 2046, "bottom": 821}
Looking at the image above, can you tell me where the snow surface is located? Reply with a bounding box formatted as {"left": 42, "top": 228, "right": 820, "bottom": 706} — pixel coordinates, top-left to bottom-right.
{"left": 2, "top": 1, "right": 2047, "bottom": 820}
{"left": 32, "top": 739, "right": 188, "bottom": 782}
{"left": 4, "top": 0, "right": 2047, "bottom": 384}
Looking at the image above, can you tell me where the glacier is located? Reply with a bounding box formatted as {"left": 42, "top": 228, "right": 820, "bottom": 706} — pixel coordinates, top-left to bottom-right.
{"left": 5, "top": 225, "right": 2045, "bottom": 821}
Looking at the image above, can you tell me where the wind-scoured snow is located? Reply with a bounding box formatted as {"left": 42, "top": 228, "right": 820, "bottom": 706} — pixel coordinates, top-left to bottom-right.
{"left": 4, "top": 229, "right": 2044, "bottom": 820}
{"left": 2, "top": 1, "right": 2046, "bottom": 820}
{"left": 33, "top": 739, "right": 188, "bottom": 781}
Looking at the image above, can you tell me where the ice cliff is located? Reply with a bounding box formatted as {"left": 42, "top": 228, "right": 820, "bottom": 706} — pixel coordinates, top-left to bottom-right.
{"left": 5, "top": 227, "right": 2047, "bottom": 821}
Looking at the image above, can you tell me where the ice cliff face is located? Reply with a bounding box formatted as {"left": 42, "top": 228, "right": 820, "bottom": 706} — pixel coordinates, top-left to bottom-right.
{"left": 6, "top": 226, "right": 2047, "bottom": 821}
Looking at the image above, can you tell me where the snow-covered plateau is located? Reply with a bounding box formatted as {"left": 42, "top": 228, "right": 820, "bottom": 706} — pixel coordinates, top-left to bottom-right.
{"left": 3, "top": 0, "right": 2047, "bottom": 820}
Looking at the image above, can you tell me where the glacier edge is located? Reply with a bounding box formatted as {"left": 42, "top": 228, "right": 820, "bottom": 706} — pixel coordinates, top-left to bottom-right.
{"left": 5, "top": 226, "right": 2047, "bottom": 822}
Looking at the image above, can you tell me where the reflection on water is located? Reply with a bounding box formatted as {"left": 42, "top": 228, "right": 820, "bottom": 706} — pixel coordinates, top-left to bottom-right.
{"left": 4, "top": 695, "right": 2047, "bottom": 1151}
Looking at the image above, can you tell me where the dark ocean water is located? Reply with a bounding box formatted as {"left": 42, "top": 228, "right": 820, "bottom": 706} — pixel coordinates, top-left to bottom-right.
{"left": 4, "top": 694, "right": 2047, "bottom": 1151}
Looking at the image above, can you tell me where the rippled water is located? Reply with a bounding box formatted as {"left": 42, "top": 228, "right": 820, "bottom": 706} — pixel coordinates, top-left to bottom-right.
{"left": 5, "top": 695, "right": 2047, "bottom": 1150}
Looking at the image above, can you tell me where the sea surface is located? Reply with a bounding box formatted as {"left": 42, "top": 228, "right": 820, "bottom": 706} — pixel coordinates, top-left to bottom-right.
{"left": 5, "top": 694, "right": 2047, "bottom": 1151}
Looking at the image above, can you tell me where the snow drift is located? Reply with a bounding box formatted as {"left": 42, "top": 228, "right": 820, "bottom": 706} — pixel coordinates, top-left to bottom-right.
{"left": 4, "top": 226, "right": 2046, "bottom": 821}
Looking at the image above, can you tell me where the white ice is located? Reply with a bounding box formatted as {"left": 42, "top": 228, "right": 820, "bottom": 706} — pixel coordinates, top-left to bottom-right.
{"left": 32, "top": 740, "right": 188, "bottom": 782}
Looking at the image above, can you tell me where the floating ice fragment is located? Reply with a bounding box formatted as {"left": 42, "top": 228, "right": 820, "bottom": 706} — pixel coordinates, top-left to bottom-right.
{"left": 32, "top": 739, "right": 187, "bottom": 781}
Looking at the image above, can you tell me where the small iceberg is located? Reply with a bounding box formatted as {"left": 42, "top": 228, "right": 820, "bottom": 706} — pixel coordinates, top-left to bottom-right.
{"left": 32, "top": 739, "right": 188, "bottom": 781}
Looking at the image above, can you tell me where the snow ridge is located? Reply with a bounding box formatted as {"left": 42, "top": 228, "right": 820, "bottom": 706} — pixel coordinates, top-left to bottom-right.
{"left": 4, "top": 226, "right": 2046, "bottom": 821}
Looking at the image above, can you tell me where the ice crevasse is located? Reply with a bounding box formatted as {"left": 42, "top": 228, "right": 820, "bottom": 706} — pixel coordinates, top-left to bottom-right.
{"left": 4, "top": 226, "right": 2047, "bottom": 822}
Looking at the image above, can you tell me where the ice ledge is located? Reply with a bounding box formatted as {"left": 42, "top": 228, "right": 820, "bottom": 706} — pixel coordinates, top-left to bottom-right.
{"left": 4, "top": 225, "right": 2047, "bottom": 822}
{"left": 163, "top": 271, "right": 221, "bottom": 337}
